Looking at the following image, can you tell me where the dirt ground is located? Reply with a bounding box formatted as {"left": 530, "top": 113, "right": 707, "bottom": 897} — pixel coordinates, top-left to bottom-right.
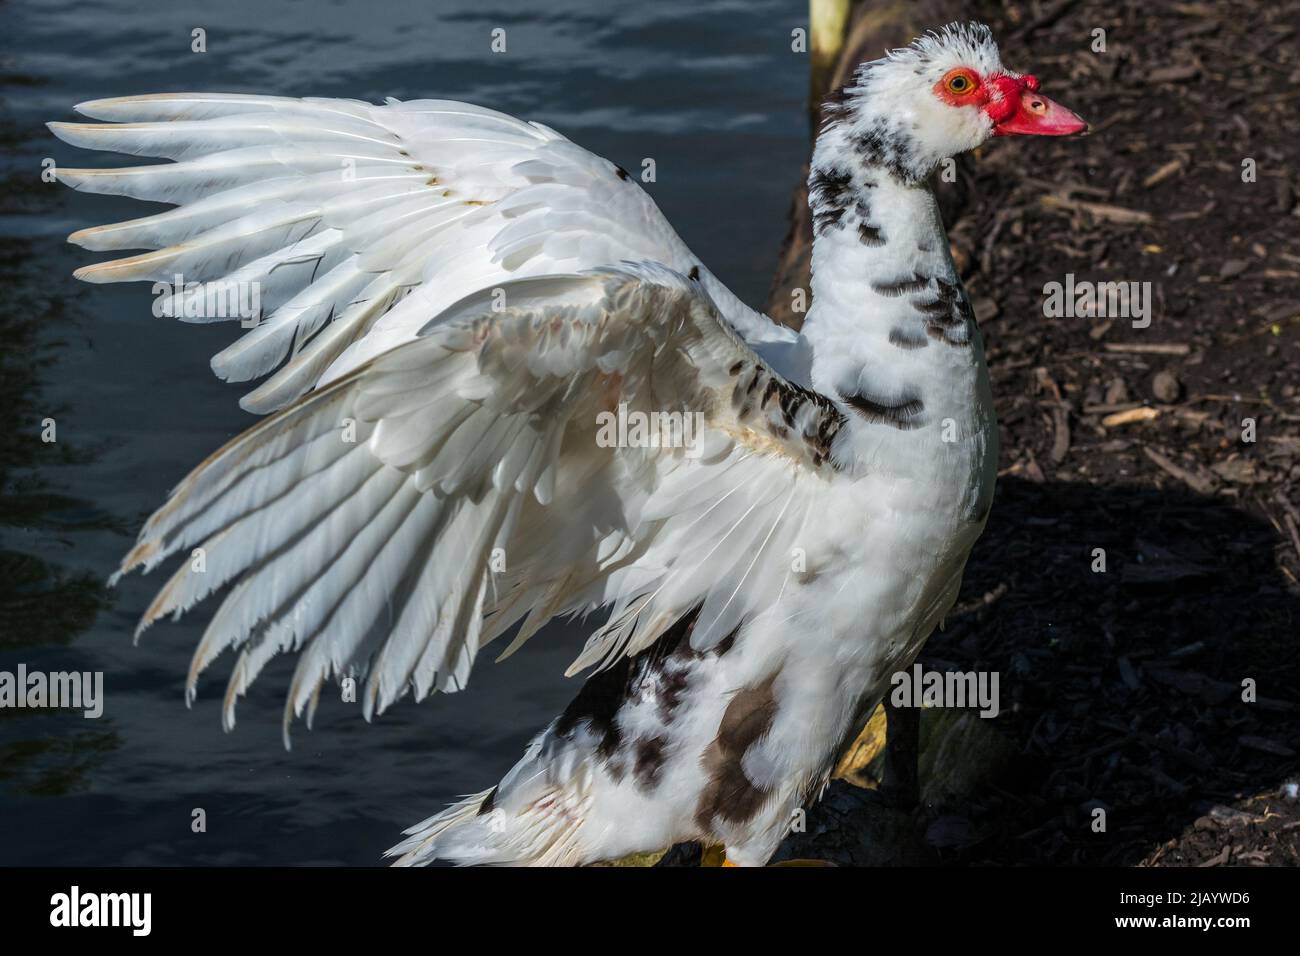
{"left": 748, "top": 0, "right": 1300, "bottom": 868}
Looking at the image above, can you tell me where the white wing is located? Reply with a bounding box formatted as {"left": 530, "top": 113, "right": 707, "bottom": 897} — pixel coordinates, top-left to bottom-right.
{"left": 111, "top": 264, "right": 848, "bottom": 741}
{"left": 49, "top": 93, "right": 808, "bottom": 414}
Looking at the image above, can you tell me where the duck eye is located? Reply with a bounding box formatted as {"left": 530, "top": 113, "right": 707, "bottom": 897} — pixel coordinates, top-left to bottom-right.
{"left": 945, "top": 73, "right": 974, "bottom": 95}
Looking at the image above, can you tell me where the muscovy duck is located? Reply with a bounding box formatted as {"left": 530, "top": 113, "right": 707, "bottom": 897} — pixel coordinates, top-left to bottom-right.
{"left": 49, "top": 21, "right": 1085, "bottom": 866}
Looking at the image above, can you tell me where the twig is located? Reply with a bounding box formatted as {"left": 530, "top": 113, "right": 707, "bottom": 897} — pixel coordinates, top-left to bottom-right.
{"left": 1103, "top": 407, "right": 1159, "bottom": 427}
{"left": 1040, "top": 194, "right": 1154, "bottom": 224}
{"left": 1273, "top": 493, "right": 1300, "bottom": 565}
{"left": 1143, "top": 447, "right": 1216, "bottom": 495}
{"left": 1103, "top": 342, "right": 1191, "bottom": 355}
{"left": 1142, "top": 159, "right": 1184, "bottom": 189}
{"left": 1183, "top": 393, "right": 1272, "bottom": 404}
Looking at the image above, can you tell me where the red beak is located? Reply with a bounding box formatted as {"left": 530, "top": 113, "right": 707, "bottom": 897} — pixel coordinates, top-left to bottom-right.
{"left": 992, "top": 81, "right": 1088, "bottom": 136}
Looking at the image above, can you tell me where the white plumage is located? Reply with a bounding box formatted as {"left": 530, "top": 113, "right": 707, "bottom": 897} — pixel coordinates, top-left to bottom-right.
{"left": 49, "top": 22, "right": 1082, "bottom": 866}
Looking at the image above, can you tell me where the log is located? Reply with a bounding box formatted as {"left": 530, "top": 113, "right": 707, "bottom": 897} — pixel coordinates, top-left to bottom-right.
{"left": 810, "top": 1, "right": 854, "bottom": 122}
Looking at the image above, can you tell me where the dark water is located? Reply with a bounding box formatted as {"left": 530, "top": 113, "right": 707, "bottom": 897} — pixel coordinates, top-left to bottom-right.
{"left": 0, "top": 0, "right": 806, "bottom": 863}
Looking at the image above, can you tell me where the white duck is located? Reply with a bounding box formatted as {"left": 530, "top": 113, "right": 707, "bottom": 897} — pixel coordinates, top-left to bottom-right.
{"left": 49, "top": 21, "right": 1085, "bottom": 866}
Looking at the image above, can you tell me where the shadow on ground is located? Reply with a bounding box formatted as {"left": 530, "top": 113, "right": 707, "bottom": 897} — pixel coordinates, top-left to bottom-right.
{"left": 753, "top": 476, "right": 1300, "bottom": 867}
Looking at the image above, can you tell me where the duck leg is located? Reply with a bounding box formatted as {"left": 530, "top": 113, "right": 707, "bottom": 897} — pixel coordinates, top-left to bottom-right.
{"left": 880, "top": 698, "right": 920, "bottom": 810}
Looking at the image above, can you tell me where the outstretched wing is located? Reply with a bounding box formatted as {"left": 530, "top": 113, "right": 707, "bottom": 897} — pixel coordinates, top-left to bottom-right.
{"left": 49, "top": 93, "right": 806, "bottom": 414}
{"left": 118, "top": 264, "right": 848, "bottom": 741}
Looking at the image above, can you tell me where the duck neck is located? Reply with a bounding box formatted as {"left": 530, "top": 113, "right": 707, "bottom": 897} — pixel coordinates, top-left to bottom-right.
{"left": 800, "top": 128, "right": 984, "bottom": 432}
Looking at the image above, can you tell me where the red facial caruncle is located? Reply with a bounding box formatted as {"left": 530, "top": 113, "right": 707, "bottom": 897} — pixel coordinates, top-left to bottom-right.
{"left": 933, "top": 67, "right": 1088, "bottom": 136}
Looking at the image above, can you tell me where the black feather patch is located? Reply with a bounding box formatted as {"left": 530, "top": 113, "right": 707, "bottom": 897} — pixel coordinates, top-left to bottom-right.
{"left": 912, "top": 297, "right": 953, "bottom": 317}
{"left": 818, "top": 84, "right": 855, "bottom": 133}
{"left": 872, "top": 273, "right": 931, "bottom": 298}
{"left": 695, "top": 673, "right": 780, "bottom": 829}
{"left": 854, "top": 200, "right": 885, "bottom": 246}
{"left": 888, "top": 327, "right": 929, "bottom": 350}
{"left": 554, "top": 607, "right": 741, "bottom": 794}
{"left": 851, "top": 119, "right": 925, "bottom": 185}
{"left": 917, "top": 278, "right": 975, "bottom": 346}
{"left": 841, "top": 391, "right": 926, "bottom": 430}
{"left": 808, "top": 165, "right": 854, "bottom": 236}
{"left": 857, "top": 222, "right": 885, "bottom": 246}
{"left": 634, "top": 736, "right": 668, "bottom": 788}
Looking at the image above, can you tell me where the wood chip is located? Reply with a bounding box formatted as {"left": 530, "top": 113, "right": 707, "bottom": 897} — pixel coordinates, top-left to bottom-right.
{"left": 1086, "top": 401, "right": 1141, "bottom": 415}
{"left": 1040, "top": 194, "right": 1154, "bottom": 224}
{"left": 1024, "top": 453, "right": 1045, "bottom": 483}
{"left": 1145, "top": 63, "right": 1202, "bottom": 84}
{"left": 1210, "top": 457, "right": 1262, "bottom": 484}
{"left": 1197, "top": 845, "right": 1231, "bottom": 867}
{"left": 1103, "top": 342, "right": 1191, "bottom": 355}
{"left": 1142, "top": 159, "right": 1184, "bottom": 188}
{"left": 1277, "top": 500, "right": 1300, "bottom": 564}
{"left": 972, "top": 297, "right": 1001, "bottom": 323}
{"left": 1050, "top": 405, "right": 1071, "bottom": 462}
{"left": 1208, "top": 805, "right": 1261, "bottom": 826}
{"left": 1011, "top": 0, "right": 1082, "bottom": 40}
{"left": 1102, "top": 406, "right": 1160, "bottom": 427}
{"left": 1171, "top": 2, "right": 1218, "bottom": 15}
{"left": 1143, "top": 446, "right": 1216, "bottom": 494}
{"left": 1152, "top": 370, "right": 1182, "bottom": 402}
{"left": 1238, "top": 735, "right": 1297, "bottom": 758}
